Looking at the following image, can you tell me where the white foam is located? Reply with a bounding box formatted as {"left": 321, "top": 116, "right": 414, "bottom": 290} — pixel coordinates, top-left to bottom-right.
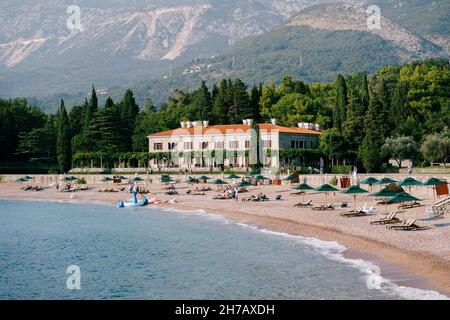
{"left": 154, "top": 206, "right": 449, "bottom": 300}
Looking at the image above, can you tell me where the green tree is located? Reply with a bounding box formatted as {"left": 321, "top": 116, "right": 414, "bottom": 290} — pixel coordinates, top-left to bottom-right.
{"left": 229, "top": 79, "right": 250, "bottom": 123}
{"left": 421, "top": 130, "right": 450, "bottom": 166}
{"left": 319, "top": 128, "right": 347, "bottom": 165}
{"left": 333, "top": 74, "right": 348, "bottom": 132}
{"left": 358, "top": 96, "right": 386, "bottom": 172}
{"left": 56, "top": 99, "right": 72, "bottom": 173}
{"left": 381, "top": 136, "right": 419, "bottom": 168}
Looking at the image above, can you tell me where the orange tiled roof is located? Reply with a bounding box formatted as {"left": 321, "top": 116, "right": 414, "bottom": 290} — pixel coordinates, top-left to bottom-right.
{"left": 149, "top": 123, "right": 321, "bottom": 137}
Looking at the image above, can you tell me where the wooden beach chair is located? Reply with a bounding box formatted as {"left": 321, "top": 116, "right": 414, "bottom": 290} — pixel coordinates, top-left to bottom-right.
{"left": 290, "top": 191, "right": 305, "bottom": 196}
{"left": 370, "top": 212, "right": 400, "bottom": 225}
{"left": 293, "top": 200, "right": 312, "bottom": 208}
{"left": 398, "top": 201, "right": 421, "bottom": 210}
{"left": 387, "top": 219, "right": 428, "bottom": 231}
{"left": 275, "top": 195, "right": 282, "bottom": 200}
{"left": 340, "top": 208, "right": 368, "bottom": 217}
{"left": 312, "top": 204, "right": 335, "bottom": 211}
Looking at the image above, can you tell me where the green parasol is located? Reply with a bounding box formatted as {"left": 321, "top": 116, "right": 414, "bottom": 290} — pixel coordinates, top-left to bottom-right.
{"left": 130, "top": 177, "right": 145, "bottom": 182}
{"left": 209, "top": 179, "right": 228, "bottom": 185}
{"left": 292, "top": 183, "right": 314, "bottom": 202}
{"left": 341, "top": 185, "right": 369, "bottom": 211}
{"left": 236, "top": 181, "right": 252, "bottom": 188}
{"left": 375, "top": 177, "right": 398, "bottom": 185}
{"left": 359, "top": 177, "right": 379, "bottom": 185}
{"left": 314, "top": 184, "right": 339, "bottom": 206}
{"left": 227, "top": 174, "right": 241, "bottom": 179}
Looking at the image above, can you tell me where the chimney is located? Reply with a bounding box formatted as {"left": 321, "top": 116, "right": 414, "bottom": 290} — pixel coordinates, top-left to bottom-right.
{"left": 203, "top": 120, "right": 209, "bottom": 128}
{"left": 242, "top": 119, "right": 248, "bottom": 125}
{"left": 308, "top": 123, "right": 314, "bottom": 129}
{"left": 186, "top": 121, "right": 192, "bottom": 128}
{"left": 180, "top": 121, "right": 186, "bottom": 128}
{"left": 271, "top": 118, "right": 277, "bottom": 126}
{"left": 315, "top": 124, "right": 321, "bottom": 131}
{"left": 246, "top": 119, "right": 253, "bottom": 126}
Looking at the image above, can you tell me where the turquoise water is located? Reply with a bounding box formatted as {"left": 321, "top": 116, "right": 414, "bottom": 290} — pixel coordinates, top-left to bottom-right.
{"left": 0, "top": 200, "right": 445, "bottom": 300}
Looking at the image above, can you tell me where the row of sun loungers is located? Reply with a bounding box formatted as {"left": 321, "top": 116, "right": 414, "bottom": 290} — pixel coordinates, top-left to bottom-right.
{"left": 21, "top": 185, "right": 44, "bottom": 191}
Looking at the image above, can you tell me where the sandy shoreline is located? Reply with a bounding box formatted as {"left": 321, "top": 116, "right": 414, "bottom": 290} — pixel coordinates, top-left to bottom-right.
{"left": 1, "top": 179, "right": 449, "bottom": 298}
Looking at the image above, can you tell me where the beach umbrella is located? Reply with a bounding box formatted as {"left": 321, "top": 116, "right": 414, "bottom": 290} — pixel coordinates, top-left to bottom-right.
{"left": 227, "top": 174, "right": 241, "bottom": 179}
{"left": 236, "top": 181, "right": 252, "bottom": 188}
{"left": 16, "top": 177, "right": 28, "bottom": 183}
{"left": 129, "top": 176, "right": 144, "bottom": 182}
{"left": 61, "top": 176, "right": 79, "bottom": 182}
{"left": 369, "top": 187, "right": 401, "bottom": 214}
{"left": 359, "top": 177, "right": 379, "bottom": 190}
{"left": 99, "top": 177, "right": 113, "bottom": 182}
{"left": 387, "top": 192, "right": 420, "bottom": 204}
{"left": 23, "top": 175, "right": 34, "bottom": 180}
{"left": 314, "top": 184, "right": 339, "bottom": 206}
{"left": 116, "top": 175, "right": 128, "bottom": 180}
{"left": 283, "top": 175, "right": 296, "bottom": 182}
{"left": 359, "top": 177, "right": 379, "bottom": 185}
{"left": 422, "top": 178, "right": 448, "bottom": 200}
{"left": 198, "top": 175, "right": 211, "bottom": 180}
{"left": 341, "top": 185, "right": 369, "bottom": 211}
{"left": 375, "top": 177, "right": 397, "bottom": 186}
{"left": 398, "top": 177, "right": 422, "bottom": 192}
{"left": 186, "top": 177, "right": 199, "bottom": 184}
{"left": 209, "top": 179, "right": 228, "bottom": 185}
{"left": 292, "top": 183, "right": 314, "bottom": 202}
{"left": 160, "top": 176, "right": 173, "bottom": 183}
{"left": 253, "top": 175, "right": 269, "bottom": 181}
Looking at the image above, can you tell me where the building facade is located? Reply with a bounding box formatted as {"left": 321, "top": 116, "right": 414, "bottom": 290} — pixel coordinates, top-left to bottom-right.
{"left": 147, "top": 120, "right": 321, "bottom": 170}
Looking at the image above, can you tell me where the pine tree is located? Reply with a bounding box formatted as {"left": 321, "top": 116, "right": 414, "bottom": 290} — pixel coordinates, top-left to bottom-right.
{"left": 211, "top": 79, "right": 230, "bottom": 124}
{"left": 87, "top": 97, "right": 126, "bottom": 152}
{"left": 118, "top": 89, "right": 140, "bottom": 150}
{"left": 249, "top": 84, "right": 261, "bottom": 122}
{"left": 361, "top": 73, "right": 369, "bottom": 112}
{"left": 333, "top": 74, "right": 348, "bottom": 132}
{"left": 188, "top": 80, "right": 212, "bottom": 120}
{"left": 56, "top": 99, "right": 72, "bottom": 173}
{"left": 229, "top": 79, "right": 251, "bottom": 123}
{"left": 90, "top": 85, "right": 98, "bottom": 112}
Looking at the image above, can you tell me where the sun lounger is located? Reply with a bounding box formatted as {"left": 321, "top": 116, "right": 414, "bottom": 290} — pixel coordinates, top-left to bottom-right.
{"left": 193, "top": 192, "right": 206, "bottom": 196}
{"left": 293, "top": 200, "right": 312, "bottom": 208}
{"left": 276, "top": 195, "right": 282, "bottom": 200}
{"left": 340, "top": 208, "right": 368, "bottom": 217}
{"left": 313, "top": 204, "right": 335, "bottom": 211}
{"left": 370, "top": 212, "right": 400, "bottom": 225}
{"left": 398, "top": 201, "right": 421, "bottom": 210}
{"left": 387, "top": 219, "right": 428, "bottom": 231}
{"left": 290, "top": 191, "right": 305, "bottom": 196}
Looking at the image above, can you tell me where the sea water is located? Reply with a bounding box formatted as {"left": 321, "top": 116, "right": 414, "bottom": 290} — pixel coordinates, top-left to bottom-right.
{"left": 0, "top": 200, "right": 447, "bottom": 300}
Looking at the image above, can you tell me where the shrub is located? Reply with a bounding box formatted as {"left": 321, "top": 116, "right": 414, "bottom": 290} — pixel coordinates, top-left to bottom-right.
{"left": 329, "top": 176, "right": 338, "bottom": 186}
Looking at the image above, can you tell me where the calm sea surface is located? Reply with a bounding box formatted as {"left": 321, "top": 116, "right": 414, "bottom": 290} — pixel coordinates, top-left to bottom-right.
{"left": 0, "top": 200, "right": 445, "bottom": 299}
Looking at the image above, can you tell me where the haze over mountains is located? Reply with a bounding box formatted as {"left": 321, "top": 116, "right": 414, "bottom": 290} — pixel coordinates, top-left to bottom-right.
{"left": 0, "top": 0, "right": 448, "bottom": 111}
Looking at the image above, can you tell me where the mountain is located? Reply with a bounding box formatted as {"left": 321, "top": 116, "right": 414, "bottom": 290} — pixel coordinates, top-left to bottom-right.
{"left": 0, "top": 0, "right": 343, "bottom": 100}
{"left": 108, "top": 2, "right": 448, "bottom": 107}
{"left": 1, "top": 1, "right": 448, "bottom": 111}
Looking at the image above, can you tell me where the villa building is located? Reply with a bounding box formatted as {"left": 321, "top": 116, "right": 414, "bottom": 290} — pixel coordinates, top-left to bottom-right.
{"left": 147, "top": 119, "right": 322, "bottom": 170}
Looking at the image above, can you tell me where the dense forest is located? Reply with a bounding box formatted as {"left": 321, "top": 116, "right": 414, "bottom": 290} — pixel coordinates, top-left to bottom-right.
{"left": 0, "top": 58, "right": 449, "bottom": 173}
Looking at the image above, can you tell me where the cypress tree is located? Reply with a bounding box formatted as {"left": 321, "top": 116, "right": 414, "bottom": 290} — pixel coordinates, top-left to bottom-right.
{"left": 358, "top": 96, "right": 385, "bottom": 172}
{"left": 333, "top": 74, "right": 348, "bottom": 133}
{"left": 56, "top": 99, "right": 72, "bottom": 173}
{"left": 249, "top": 84, "right": 261, "bottom": 122}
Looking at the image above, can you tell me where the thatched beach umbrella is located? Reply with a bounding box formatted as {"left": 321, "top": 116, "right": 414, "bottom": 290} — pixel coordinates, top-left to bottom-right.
{"left": 314, "top": 184, "right": 339, "bottom": 206}
{"left": 341, "top": 185, "right": 369, "bottom": 212}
